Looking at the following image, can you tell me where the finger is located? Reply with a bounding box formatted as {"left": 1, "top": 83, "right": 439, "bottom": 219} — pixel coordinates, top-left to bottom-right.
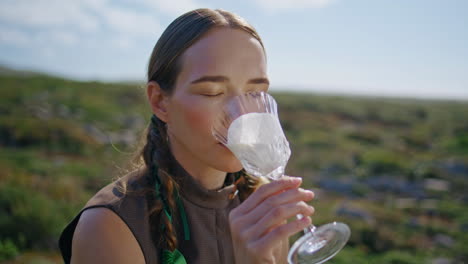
{"left": 238, "top": 188, "right": 314, "bottom": 226}
{"left": 247, "top": 201, "right": 315, "bottom": 240}
{"left": 248, "top": 216, "right": 312, "bottom": 253}
{"left": 235, "top": 176, "right": 302, "bottom": 215}
{"left": 255, "top": 188, "right": 314, "bottom": 218}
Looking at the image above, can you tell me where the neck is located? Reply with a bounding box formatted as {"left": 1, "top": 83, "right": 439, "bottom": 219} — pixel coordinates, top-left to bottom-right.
{"left": 169, "top": 139, "right": 227, "bottom": 191}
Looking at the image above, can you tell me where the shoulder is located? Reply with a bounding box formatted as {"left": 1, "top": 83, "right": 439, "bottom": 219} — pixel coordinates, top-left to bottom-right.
{"left": 85, "top": 170, "right": 146, "bottom": 208}
{"left": 71, "top": 207, "right": 146, "bottom": 264}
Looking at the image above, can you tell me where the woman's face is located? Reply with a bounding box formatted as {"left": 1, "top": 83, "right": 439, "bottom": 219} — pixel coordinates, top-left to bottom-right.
{"left": 166, "top": 27, "right": 269, "bottom": 173}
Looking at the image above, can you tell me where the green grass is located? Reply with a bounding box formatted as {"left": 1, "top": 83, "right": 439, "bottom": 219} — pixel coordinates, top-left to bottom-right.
{"left": 1, "top": 73, "right": 467, "bottom": 263}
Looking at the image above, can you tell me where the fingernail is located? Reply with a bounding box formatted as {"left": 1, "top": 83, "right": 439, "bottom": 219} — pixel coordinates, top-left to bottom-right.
{"left": 283, "top": 177, "right": 301, "bottom": 186}
{"left": 300, "top": 188, "right": 313, "bottom": 197}
{"left": 291, "top": 177, "right": 302, "bottom": 184}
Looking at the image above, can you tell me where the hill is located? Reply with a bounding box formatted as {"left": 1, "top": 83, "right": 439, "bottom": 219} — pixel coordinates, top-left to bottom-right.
{"left": 0, "top": 72, "right": 467, "bottom": 263}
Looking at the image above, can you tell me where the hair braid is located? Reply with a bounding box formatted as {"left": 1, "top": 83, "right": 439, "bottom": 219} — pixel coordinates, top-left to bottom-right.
{"left": 143, "top": 117, "right": 180, "bottom": 252}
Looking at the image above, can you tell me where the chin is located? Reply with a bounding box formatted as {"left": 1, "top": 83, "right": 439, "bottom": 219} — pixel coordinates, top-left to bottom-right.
{"left": 213, "top": 156, "right": 243, "bottom": 173}
{"left": 211, "top": 144, "right": 243, "bottom": 172}
{"left": 225, "top": 165, "right": 244, "bottom": 173}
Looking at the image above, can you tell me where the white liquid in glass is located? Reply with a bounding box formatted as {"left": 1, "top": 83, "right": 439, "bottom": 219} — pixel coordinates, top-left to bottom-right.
{"left": 226, "top": 112, "right": 290, "bottom": 180}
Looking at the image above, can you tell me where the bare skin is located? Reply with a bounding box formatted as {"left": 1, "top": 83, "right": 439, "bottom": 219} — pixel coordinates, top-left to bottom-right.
{"left": 71, "top": 27, "right": 315, "bottom": 264}
{"left": 71, "top": 208, "right": 145, "bottom": 264}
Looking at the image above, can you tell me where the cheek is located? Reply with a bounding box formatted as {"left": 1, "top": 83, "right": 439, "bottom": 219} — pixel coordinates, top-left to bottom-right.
{"left": 186, "top": 107, "right": 211, "bottom": 133}
{"left": 176, "top": 98, "right": 216, "bottom": 137}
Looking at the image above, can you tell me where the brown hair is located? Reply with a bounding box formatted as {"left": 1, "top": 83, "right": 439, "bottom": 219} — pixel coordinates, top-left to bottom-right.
{"left": 140, "top": 8, "right": 264, "bottom": 252}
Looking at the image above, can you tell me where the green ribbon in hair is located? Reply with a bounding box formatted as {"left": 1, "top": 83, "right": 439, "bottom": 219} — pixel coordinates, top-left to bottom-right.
{"left": 153, "top": 164, "right": 190, "bottom": 264}
{"left": 162, "top": 248, "right": 186, "bottom": 264}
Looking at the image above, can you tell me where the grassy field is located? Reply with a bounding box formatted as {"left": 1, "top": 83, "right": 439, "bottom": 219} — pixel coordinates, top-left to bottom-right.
{"left": 1, "top": 71, "right": 467, "bottom": 263}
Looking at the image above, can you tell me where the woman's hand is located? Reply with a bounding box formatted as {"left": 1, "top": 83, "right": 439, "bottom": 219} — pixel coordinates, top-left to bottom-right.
{"left": 229, "top": 176, "right": 315, "bottom": 264}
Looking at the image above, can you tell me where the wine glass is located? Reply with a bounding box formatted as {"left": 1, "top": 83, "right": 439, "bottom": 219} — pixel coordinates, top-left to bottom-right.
{"left": 212, "top": 91, "right": 351, "bottom": 264}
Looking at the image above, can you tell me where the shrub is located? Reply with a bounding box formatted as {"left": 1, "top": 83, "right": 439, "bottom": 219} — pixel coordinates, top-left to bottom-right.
{"left": 0, "top": 183, "right": 67, "bottom": 250}
{"left": 0, "top": 239, "right": 20, "bottom": 261}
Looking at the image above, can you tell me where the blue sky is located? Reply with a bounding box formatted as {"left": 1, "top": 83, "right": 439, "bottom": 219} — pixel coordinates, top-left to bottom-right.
{"left": 1, "top": 0, "right": 467, "bottom": 99}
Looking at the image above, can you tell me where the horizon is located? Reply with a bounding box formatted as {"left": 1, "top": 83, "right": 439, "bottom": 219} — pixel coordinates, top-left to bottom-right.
{"left": 1, "top": 0, "right": 467, "bottom": 100}
{"left": 2, "top": 62, "right": 468, "bottom": 102}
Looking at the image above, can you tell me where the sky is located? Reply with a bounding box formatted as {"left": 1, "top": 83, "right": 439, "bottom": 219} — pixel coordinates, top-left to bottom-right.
{"left": 1, "top": 0, "right": 467, "bottom": 100}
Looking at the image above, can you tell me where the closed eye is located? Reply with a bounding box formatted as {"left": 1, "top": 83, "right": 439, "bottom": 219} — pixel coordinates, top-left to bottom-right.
{"left": 201, "top": 93, "right": 224, "bottom": 97}
{"left": 245, "top": 87, "right": 268, "bottom": 94}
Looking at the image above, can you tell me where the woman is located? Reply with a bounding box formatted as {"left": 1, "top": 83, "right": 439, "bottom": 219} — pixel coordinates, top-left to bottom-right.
{"left": 59, "top": 8, "right": 315, "bottom": 264}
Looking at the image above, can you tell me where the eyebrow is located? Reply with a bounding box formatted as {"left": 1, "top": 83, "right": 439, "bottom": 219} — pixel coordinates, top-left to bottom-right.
{"left": 190, "top": 75, "right": 270, "bottom": 85}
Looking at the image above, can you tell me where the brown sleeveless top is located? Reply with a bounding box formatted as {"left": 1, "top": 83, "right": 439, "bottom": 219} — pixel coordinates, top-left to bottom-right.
{"left": 58, "top": 163, "right": 241, "bottom": 264}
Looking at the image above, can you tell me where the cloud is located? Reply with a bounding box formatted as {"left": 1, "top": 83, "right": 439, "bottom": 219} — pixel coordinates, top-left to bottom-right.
{"left": 0, "top": 0, "right": 208, "bottom": 51}
{"left": 0, "top": 0, "right": 178, "bottom": 54}
{"left": 132, "top": 0, "right": 202, "bottom": 17}
{"left": 0, "top": 0, "right": 204, "bottom": 79}
{"left": 0, "top": 0, "right": 100, "bottom": 32}
{"left": 254, "top": 0, "right": 335, "bottom": 12}
{"left": 103, "top": 7, "right": 162, "bottom": 36}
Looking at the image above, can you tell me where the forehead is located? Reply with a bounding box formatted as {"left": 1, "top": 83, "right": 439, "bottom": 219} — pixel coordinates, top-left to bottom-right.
{"left": 176, "top": 27, "right": 267, "bottom": 84}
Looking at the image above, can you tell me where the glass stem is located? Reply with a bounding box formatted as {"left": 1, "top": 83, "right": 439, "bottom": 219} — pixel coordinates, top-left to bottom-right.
{"left": 296, "top": 214, "right": 316, "bottom": 234}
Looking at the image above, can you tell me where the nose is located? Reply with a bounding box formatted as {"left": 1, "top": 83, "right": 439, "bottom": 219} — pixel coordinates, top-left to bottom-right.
{"left": 230, "top": 89, "right": 245, "bottom": 97}
{"left": 223, "top": 89, "right": 245, "bottom": 105}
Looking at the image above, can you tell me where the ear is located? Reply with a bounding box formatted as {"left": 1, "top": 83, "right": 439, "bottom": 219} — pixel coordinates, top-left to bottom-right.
{"left": 147, "top": 81, "right": 169, "bottom": 123}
